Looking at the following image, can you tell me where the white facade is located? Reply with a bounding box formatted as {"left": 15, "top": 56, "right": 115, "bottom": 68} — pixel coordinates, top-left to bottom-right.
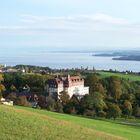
{"left": 47, "top": 75, "right": 89, "bottom": 98}
{"left": 65, "top": 85, "right": 89, "bottom": 98}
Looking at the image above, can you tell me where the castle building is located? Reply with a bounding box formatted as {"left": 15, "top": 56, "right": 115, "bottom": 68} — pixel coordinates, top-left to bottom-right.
{"left": 46, "top": 75, "right": 89, "bottom": 98}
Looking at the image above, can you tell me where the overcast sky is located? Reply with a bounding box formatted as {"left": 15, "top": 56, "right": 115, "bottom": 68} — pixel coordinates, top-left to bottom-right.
{"left": 1, "top": 0, "right": 140, "bottom": 50}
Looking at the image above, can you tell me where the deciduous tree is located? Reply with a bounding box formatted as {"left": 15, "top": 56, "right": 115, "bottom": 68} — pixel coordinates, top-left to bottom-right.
{"left": 122, "top": 100, "right": 132, "bottom": 119}
{"left": 107, "top": 103, "right": 122, "bottom": 120}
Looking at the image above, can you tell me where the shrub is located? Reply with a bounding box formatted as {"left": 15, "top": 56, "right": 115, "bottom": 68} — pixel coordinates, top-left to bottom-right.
{"left": 46, "top": 96, "right": 56, "bottom": 111}
{"left": 38, "top": 95, "right": 47, "bottom": 109}
{"left": 84, "top": 109, "right": 96, "bottom": 117}
{"left": 107, "top": 103, "right": 122, "bottom": 120}
{"left": 97, "top": 111, "right": 106, "bottom": 118}
{"left": 55, "top": 101, "right": 63, "bottom": 113}
{"left": 15, "top": 96, "right": 31, "bottom": 107}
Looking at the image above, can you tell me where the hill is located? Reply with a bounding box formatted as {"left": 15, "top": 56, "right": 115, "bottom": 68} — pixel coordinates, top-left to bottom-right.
{"left": 1, "top": 105, "right": 140, "bottom": 140}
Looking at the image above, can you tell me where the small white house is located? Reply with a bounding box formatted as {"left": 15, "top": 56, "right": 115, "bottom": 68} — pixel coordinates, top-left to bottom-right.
{"left": 1, "top": 98, "right": 5, "bottom": 102}
{"left": 0, "top": 98, "right": 13, "bottom": 106}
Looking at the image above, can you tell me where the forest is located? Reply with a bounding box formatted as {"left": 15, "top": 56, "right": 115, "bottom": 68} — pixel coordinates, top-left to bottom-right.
{"left": 0, "top": 72, "right": 140, "bottom": 120}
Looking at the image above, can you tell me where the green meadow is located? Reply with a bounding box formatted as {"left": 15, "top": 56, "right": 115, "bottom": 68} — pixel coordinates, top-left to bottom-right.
{"left": 97, "top": 71, "right": 140, "bottom": 81}
{"left": 1, "top": 105, "right": 140, "bottom": 140}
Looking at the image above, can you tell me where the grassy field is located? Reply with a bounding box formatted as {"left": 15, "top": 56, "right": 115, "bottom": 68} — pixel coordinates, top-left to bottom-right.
{"left": 0, "top": 106, "right": 140, "bottom": 140}
{"left": 97, "top": 71, "right": 140, "bottom": 81}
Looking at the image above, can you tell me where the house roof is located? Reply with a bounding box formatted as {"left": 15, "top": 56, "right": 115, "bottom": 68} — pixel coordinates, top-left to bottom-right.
{"left": 48, "top": 75, "right": 84, "bottom": 86}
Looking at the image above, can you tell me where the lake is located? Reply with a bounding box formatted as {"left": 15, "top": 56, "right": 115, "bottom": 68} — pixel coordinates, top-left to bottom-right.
{"left": 0, "top": 49, "right": 140, "bottom": 72}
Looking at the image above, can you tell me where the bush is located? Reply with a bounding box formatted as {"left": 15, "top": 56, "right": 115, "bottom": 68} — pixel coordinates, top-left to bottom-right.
{"left": 97, "top": 111, "right": 106, "bottom": 118}
{"left": 0, "top": 92, "right": 2, "bottom": 99}
{"left": 107, "top": 103, "right": 122, "bottom": 120}
{"left": 55, "top": 101, "right": 63, "bottom": 113}
{"left": 46, "top": 96, "right": 56, "bottom": 111}
{"left": 15, "top": 96, "right": 31, "bottom": 107}
{"left": 133, "top": 106, "right": 140, "bottom": 118}
{"left": 38, "top": 95, "right": 47, "bottom": 109}
{"left": 7, "top": 92, "right": 17, "bottom": 103}
{"left": 84, "top": 109, "right": 96, "bottom": 117}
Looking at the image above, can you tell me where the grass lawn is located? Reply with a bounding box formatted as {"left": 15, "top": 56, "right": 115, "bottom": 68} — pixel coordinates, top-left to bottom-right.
{"left": 97, "top": 71, "right": 140, "bottom": 81}
{"left": 1, "top": 105, "right": 140, "bottom": 140}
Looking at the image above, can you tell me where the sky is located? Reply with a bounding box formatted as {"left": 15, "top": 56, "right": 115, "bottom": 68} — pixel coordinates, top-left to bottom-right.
{"left": 1, "top": 0, "right": 140, "bottom": 51}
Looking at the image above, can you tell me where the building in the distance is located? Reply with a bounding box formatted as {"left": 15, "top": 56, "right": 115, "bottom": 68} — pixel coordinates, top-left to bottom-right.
{"left": 46, "top": 75, "right": 89, "bottom": 98}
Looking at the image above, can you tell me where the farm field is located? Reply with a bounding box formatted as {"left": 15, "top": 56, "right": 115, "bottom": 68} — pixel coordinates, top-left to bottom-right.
{"left": 97, "top": 71, "right": 140, "bottom": 81}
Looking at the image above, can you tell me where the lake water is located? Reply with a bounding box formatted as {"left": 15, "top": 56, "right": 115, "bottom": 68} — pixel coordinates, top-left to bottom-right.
{"left": 0, "top": 49, "right": 140, "bottom": 72}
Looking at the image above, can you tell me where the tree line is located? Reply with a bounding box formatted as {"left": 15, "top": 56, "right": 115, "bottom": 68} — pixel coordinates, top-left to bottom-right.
{"left": 1, "top": 72, "right": 140, "bottom": 120}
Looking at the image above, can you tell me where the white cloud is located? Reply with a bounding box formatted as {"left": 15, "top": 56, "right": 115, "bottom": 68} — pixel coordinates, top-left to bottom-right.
{"left": 91, "top": 14, "right": 129, "bottom": 25}
{"left": 1, "top": 13, "right": 140, "bottom": 49}
{"left": 0, "top": 14, "right": 139, "bottom": 35}
{"left": 21, "top": 14, "right": 129, "bottom": 26}
{"left": 0, "top": 14, "right": 130, "bottom": 32}
{"left": 10, "top": 13, "right": 129, "bottom": 34}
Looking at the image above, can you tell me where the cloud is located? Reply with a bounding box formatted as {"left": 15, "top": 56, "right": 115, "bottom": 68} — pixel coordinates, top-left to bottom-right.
{"left": 1, "top": 13, "right": 139, "bottom": 39}
{"left": 1, "top": 13, "right": 140, "bottom": 49}
{"left": 7, "top": 13, "right": 128, "bottom": 34}
{"left": 1, "top": 13, "right": 139, "bottom": 35}
{"left": 21, "top": 14, "right": 129, "bottom": 26}
{"left": 91, "top": 14, "right": 128, "bottom": 25}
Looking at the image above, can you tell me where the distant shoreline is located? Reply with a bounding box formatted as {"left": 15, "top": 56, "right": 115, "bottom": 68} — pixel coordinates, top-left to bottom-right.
{"left": 113, "top": 56, "right": 140, "bottom": 61}
{"left": 93, "top": 51, "right": 140, "bottom": 62}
